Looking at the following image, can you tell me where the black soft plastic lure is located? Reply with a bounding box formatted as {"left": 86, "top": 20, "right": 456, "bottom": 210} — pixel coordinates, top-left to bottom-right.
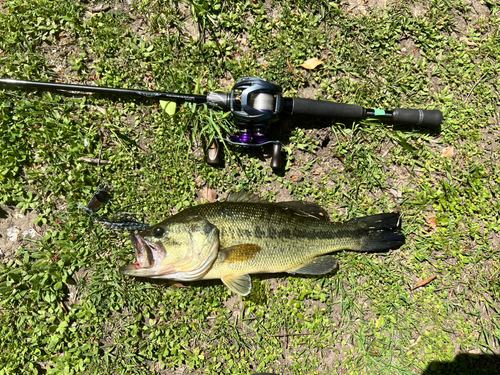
{"left": 80, "top": 183, "right": 151, "bottom": 231}
{"left": 85, "top": 187, "right": 111, "bottom": 213}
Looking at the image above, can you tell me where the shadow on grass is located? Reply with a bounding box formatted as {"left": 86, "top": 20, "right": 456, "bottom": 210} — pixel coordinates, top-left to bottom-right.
{"left": 422, "top": 353, "right": 500, "bottom": 375}
{"left": 145, "top": 268, "right": 340, "bottom": 300}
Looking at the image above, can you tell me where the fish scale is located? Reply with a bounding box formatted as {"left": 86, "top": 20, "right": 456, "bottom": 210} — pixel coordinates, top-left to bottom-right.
{"left": 198, "top": 202, "right": 364, "bottom": 276}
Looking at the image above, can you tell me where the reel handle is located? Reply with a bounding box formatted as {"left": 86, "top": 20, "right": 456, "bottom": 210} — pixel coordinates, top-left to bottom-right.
{"left": 206, "top": 138, "right": 282, "bottom": 169}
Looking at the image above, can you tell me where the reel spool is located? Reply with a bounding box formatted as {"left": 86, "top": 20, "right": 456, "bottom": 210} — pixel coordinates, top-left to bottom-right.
{"left": 230, "top": 77, "right": 283, "bottom": 128}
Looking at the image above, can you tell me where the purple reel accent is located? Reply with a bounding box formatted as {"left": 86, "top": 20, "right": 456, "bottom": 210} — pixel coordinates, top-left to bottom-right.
{"left": 253, "top": 128, "right": 265, "bottom": 137}
{"left": 229, "top": 131, "right": 268, "bottom": 146}
{"left": 230, "top": 133, "right": 252, "bottom": 143}
{"left": 240, "top": 133, "right": 253, "bottom": 143}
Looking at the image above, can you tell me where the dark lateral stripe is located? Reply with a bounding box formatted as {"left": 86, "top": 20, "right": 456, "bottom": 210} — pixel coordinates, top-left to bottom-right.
{"left": 244, "top": 225, "right": 357, "bottom": 240}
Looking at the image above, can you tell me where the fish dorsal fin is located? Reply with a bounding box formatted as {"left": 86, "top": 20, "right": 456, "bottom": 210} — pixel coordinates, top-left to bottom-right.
{"left": 288, "top": 255, "right": 338, "bottom": 275}
{"left": 221, "top": 274, "right": 252, "bottom": 296}
{"left": 277, "top": 201, "right": 330, "bottom": 221}
{"left": 226, "top": 192, "right": 329, "bottom": 220}
{"left": 226, "top": 191, "right": 268, "bottom": 203}
{"left": 220, "top": 244, "right": 262, "bottom": 263}
{"left": 347, "top": 213, "right": 402, "bottom": 230}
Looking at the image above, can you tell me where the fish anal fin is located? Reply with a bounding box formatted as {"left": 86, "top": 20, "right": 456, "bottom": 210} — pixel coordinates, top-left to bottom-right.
{"left": 221, "top": 274, "right": 252, "bottom": 296}
{"left": 277, "top": 201, "right": 329, "bottom": 221}
{"left": 288, "top": 255, "right": 338, "bottom": 275}
{"left": 220, "top": 244, "right": 262, "bottom": 263}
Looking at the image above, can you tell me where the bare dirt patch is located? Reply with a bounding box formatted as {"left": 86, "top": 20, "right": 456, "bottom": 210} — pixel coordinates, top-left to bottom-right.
{"left": 0, "top": 206, "right": 44, "bottom": 263}
{"left": 344, "top": 0, "right": 389, "bottom": 15}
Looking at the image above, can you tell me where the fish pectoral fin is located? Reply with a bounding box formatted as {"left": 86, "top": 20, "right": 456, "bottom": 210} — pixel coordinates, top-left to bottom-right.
{"left": 288, "top": 255, "right": 339, "bottom": 275}
{"left": 221, "top": 274, "right": 252, "bottom": 296}
{"left": 220, "top": 244, "right": 262, "bottom": 263}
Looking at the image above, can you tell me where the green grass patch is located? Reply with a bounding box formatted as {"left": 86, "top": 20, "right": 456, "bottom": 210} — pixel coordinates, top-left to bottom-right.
{"left": 1, "top": 0, "right": 499, "bottom": 374}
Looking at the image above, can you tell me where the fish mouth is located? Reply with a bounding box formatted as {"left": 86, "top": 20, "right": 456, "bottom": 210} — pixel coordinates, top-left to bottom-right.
{"left": 119, "top": 233, "right": 166, "bottom": 276}
{"left": 119, "top": 222, "right": 220, "bottom": 281}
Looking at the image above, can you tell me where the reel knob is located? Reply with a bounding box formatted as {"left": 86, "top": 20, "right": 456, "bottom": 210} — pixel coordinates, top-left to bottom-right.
{"left": 206, "top": 139, "right": 222, "bottom": 165}
{"left": 271, "top": 143, "right": 282, "bottom": 169}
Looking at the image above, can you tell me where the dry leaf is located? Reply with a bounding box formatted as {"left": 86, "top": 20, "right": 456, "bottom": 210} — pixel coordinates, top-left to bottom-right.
{"left": 412, "top": 275, "right": 437, "bottom": 290}
{"left": 286, "top": 58, "right": 294, "bottom": 72}
{"left": 441, "top": 146, "right": 455, "bottom": 158}
{"left": 389, "top": 187, "right": 402, "bottom": 198}
{"left": 291, "top": 175, "right": 299, "bottom": 182}
{"left": 427, "top": 217, "right": 437, "bottom": 232}
{"left": 299, "top": 58, "right": 324, "bottom": 70}
{"left": 201, "top": 185, "right": 218, "bottom": 203}
{"left": 96, "top": 106, "right": 107, "bottom": 115}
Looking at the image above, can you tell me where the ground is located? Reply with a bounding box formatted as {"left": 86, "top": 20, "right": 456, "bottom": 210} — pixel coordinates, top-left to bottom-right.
{"left": 0, "top": 0, "right": 499, "bottom": 374}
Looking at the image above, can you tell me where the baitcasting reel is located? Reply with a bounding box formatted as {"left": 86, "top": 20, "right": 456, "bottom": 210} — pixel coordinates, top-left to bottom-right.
{"left": 205, "top": 77, "right": 284, "bottom": 168}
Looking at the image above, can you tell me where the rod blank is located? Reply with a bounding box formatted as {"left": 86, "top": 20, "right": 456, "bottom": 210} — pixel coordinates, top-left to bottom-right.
{"left": 0, "top": 78, "right": 207, "bottom": 103}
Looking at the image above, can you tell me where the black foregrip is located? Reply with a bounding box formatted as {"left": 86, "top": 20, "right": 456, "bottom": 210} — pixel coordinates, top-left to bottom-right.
{"left": 392, "top": 108, "right": 443, "bottom": 127}
{"left": 289, "top": 98, "right": 365, "bottom": 119}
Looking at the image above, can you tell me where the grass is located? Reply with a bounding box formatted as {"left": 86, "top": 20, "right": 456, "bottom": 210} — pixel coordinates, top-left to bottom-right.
{"left": 0, "top": 0, "right": 499, "bottom": 374}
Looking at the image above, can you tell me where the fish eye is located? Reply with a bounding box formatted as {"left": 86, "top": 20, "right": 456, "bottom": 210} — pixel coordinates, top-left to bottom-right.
{"left": 153, "top": 227, "right": 165, "bottom": 238}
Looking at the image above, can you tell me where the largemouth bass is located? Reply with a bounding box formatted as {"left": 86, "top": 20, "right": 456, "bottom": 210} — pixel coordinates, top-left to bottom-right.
{"left": 119, "top": 192, "right": 405, "bottom": 296}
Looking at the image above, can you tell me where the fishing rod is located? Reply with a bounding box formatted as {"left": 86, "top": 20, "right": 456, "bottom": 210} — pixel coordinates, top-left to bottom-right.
{"left": 0, "top": 77, "right": 443, "bottom": 168}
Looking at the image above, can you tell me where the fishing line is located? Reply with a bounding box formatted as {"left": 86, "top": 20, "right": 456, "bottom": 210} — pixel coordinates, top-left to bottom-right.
{"left": 1, "top": 89, "right": 187, "bottom": 232}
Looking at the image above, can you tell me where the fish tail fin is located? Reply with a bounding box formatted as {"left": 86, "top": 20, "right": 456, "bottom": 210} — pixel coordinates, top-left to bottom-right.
{"left": 348, "top": 213, "right": 405, "bottom": 252}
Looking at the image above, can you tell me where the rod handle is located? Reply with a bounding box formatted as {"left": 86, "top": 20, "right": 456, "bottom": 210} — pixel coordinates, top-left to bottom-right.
{"left": 287, "top": 98, "right": 365, "bottom": 119}
{"left": 392, "top": 108, "right": 443, "bottom": 128}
